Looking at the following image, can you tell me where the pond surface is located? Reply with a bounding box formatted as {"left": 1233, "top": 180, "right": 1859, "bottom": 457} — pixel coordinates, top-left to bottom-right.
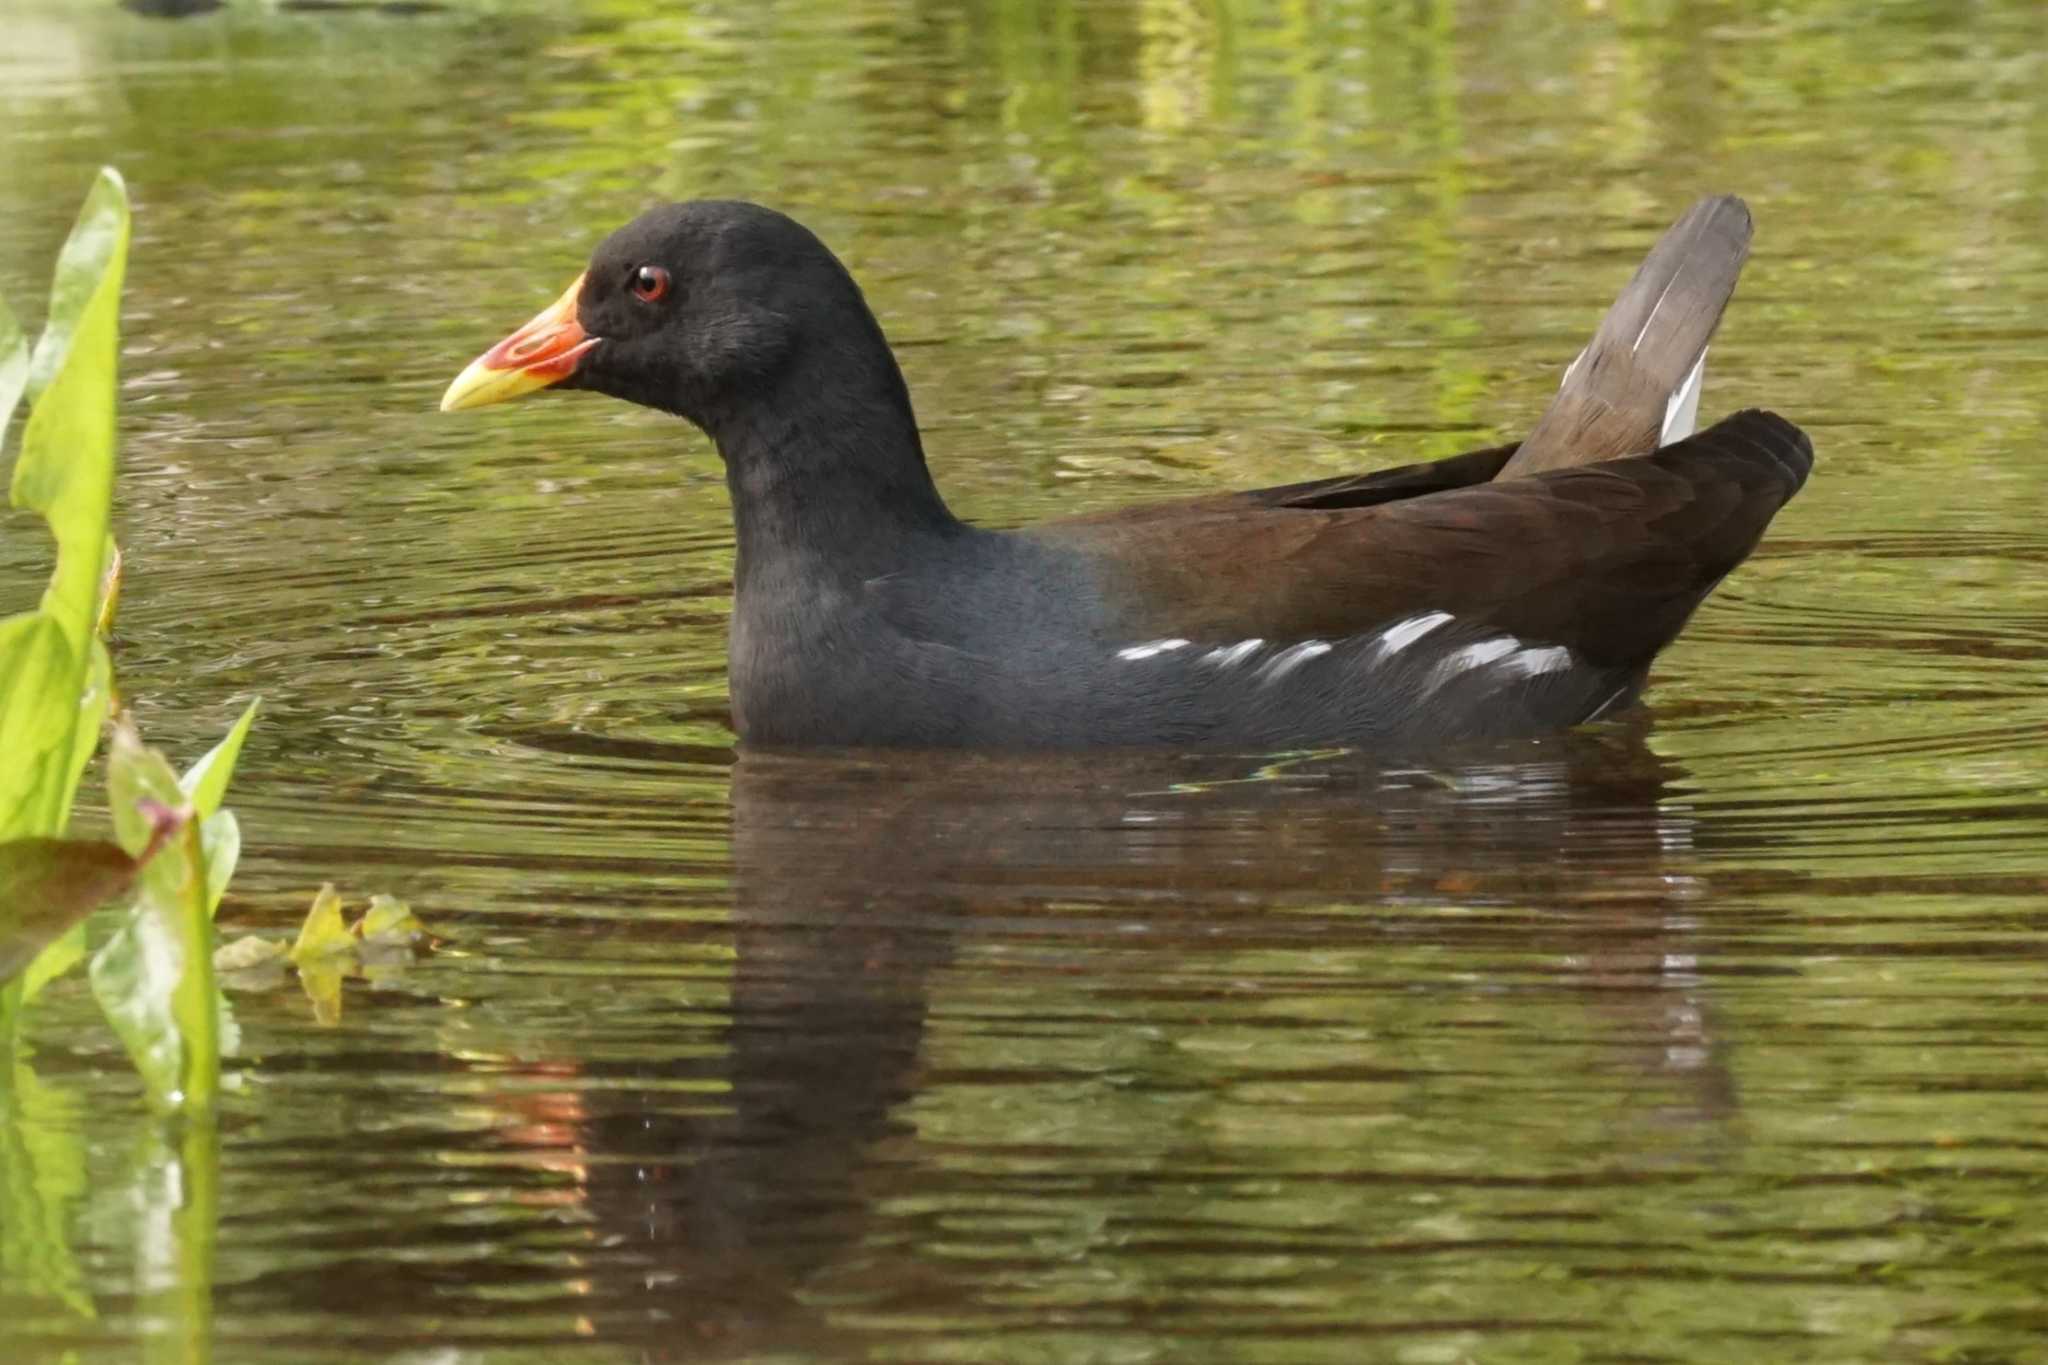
{"left": 4, "top": 1, "right": 2047, "bottom": 1360}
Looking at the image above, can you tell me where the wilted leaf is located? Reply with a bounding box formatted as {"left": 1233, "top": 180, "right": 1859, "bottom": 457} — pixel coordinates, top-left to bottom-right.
{"left": 0, "top": 838, "right": 135, "bottom": 984}
{"left": 288, "top": 884, "right": 353, "bottom": 964}
{"left": 213, "top": 935, "right": 286, "bottom": 974}
{"left": 353, "top": 894, "right": 422, "bottom": 947}
{"left": 0, "top": 803, "right": 185, "bottom": 985}
{"left": 213, "top": 935, "right": 284, "bottom": 972}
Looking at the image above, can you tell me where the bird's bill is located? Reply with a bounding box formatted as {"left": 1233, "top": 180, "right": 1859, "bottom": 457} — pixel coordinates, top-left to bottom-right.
{"left": 440, "top": 273, "right": 597, "bottom": 412}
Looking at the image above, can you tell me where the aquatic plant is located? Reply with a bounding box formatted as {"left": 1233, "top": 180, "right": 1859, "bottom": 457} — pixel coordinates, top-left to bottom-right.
{"left": 0, "top": 168, "right": 255, "bottom": 1113}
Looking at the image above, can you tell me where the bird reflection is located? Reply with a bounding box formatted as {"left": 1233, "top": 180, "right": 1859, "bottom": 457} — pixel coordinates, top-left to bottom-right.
{"left": 556, "top": 720, "right": 1737, "bottom": 1358}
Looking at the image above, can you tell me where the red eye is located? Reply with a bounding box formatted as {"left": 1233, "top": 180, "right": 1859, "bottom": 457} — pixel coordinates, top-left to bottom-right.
{"left": 631, "top": 265, "right": 670, "bottom": 302}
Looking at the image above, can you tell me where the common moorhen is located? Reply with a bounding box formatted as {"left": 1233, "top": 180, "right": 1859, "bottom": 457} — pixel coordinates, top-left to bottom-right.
{"left": 442, "top": 195, "right": 1810, "bottom": 750}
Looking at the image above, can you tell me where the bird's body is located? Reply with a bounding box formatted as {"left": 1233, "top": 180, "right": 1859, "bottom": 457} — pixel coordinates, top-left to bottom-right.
{"left": 444, "top": 195, "right": 1811, "bottom": 751}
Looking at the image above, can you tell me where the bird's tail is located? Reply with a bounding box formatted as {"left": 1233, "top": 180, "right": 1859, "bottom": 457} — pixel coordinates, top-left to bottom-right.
{"left": 1497, "top": 195, "right": 1753, "bottom": 479}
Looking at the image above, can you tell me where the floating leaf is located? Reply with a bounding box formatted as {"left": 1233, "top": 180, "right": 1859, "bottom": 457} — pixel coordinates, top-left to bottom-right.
{"left": 353, "top": 894, "right": 421, "bottom": 947}
{"left": 288, "top": 884, "right": 354, "bottom": 964}
{"left": 297, "top": 959, "right": 345, "bottom": 1027}
{"left": 213, "top": 935, "right": 286, "bottom": 973}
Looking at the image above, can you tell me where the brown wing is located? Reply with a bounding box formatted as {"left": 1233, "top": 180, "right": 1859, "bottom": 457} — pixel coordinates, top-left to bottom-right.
{"left": 1047, "top": 410, "right": 1811, "bottom": 671}
{"left": 1067, "top": 441, "right": 1521, "bottom": 524}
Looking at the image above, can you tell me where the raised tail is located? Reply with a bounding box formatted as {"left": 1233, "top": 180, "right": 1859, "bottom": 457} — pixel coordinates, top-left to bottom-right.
{"left": 1497, "top": 194, "right": 1753, "bottom": 479}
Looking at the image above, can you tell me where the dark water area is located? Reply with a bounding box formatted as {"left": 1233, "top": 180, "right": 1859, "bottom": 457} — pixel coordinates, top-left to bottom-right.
{"left": 3, "top": 1, "right": 2047, "bottom": 1360}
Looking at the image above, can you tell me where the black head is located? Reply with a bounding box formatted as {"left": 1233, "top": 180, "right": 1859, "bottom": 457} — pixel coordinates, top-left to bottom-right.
{"left": 442, "top": 200, "right": 902, "bottom": 439}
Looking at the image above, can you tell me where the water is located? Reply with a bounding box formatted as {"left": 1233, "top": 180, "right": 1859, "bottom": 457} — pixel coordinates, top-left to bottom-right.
{"left": 3, "top": 1, "right": 2046, "bottom": 1360}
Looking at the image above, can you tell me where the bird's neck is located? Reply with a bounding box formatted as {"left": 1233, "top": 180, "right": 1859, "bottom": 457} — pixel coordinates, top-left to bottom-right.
{"left": 704, "top": 345, "right": 962, "bottom": 589}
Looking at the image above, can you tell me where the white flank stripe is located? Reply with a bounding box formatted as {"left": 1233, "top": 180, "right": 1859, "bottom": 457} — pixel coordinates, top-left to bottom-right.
{"left": 1373, "top": 611, "right": 1454, "bottom": 657}
{"left": 1200, "top": 639, "right": 1264, "bottom": 668}
{"left": 1502, "top": 645, "right": 1573, "bottom": 678}
{"left": 1259, "top": 640, "right": 1333, "bottom": 683}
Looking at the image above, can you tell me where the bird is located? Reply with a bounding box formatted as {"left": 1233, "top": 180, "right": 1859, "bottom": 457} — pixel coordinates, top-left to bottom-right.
{"left": 440, "top": 195, "right": 1810, "bottom": 751}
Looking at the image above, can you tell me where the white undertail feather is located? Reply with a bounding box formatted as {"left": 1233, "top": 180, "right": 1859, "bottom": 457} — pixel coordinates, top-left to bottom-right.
{"left": 1661, "top": 350, "right": 1707, "bottom": 446}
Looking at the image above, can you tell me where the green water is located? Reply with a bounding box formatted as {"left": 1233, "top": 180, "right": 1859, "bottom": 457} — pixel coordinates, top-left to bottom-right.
{"left": 3, "top": 1, "right": 2047, "bottom": 1360}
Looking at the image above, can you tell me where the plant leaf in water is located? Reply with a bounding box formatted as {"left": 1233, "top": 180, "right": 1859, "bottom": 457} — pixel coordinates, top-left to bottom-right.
{"left": 126, "top": 1109, "right": 219, "bottom": 1362}
{"left": 288, "top": 884, "right": 353, "bottom": 964}
{"left": 215, "top": 933, "right": 289, "bottom": 995}
{"left": 92, "top": 541, "right": 121, "bottom": 641}
{"left": 179, "top": 699, "right": 258, "bottom": 820}
{"left": 87, "top": 724, "right": 219, "bottom": 1114}
{"left": 0, "top": 617, "right": 81, "bottom": 842}
{"left": 213, "top": 936, "right": 285, "bottom": 973}
{"left": 22, "top": 169, "right": 129, "bottom": 407}
{"left": 297, "top": 958, "right": 346, "bottom": 1027}
{"left": 10, "top": 166, "right": 127, "bottom": 667}
{"left": 353, "top": 894, "right": 422, "bottom": 947}
{"left": 181, "top": 699, "right": 257, "bottom": 918}
{"left": 0, "top": 1058, "right": 95, "bottom": 1322}
{"left": 291, "top": 886, "right": 351, "bottom": 1023}
{"left": 0, "top": 170, "right": 129, "bottom": 1033}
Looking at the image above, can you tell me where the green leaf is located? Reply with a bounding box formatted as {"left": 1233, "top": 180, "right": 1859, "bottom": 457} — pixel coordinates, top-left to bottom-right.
{"left": 195, "top": 809, "right": 240, "bottom": 922}
{"left": 179, "top": 699, "right": 257, "bottom": 920}
{"left": 53, "top": 636, "right": 112, "bottom": 838}
{"left": 179, "top": 699, "right": 258, "bottom": 821}
{"left": 88, "top": 724, "right": 219, "bottom": 1114}
{"left": 0, "top": 168, "right": 130, "bottom": 852}
{"left": 0, "top": 616, "right": 76, "bottom": 841}
{"left": 23, "top": 168, "right": 130, "bottom": 408}
{"left": 0, "top": 293, "right": 24, "bottom": 458}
